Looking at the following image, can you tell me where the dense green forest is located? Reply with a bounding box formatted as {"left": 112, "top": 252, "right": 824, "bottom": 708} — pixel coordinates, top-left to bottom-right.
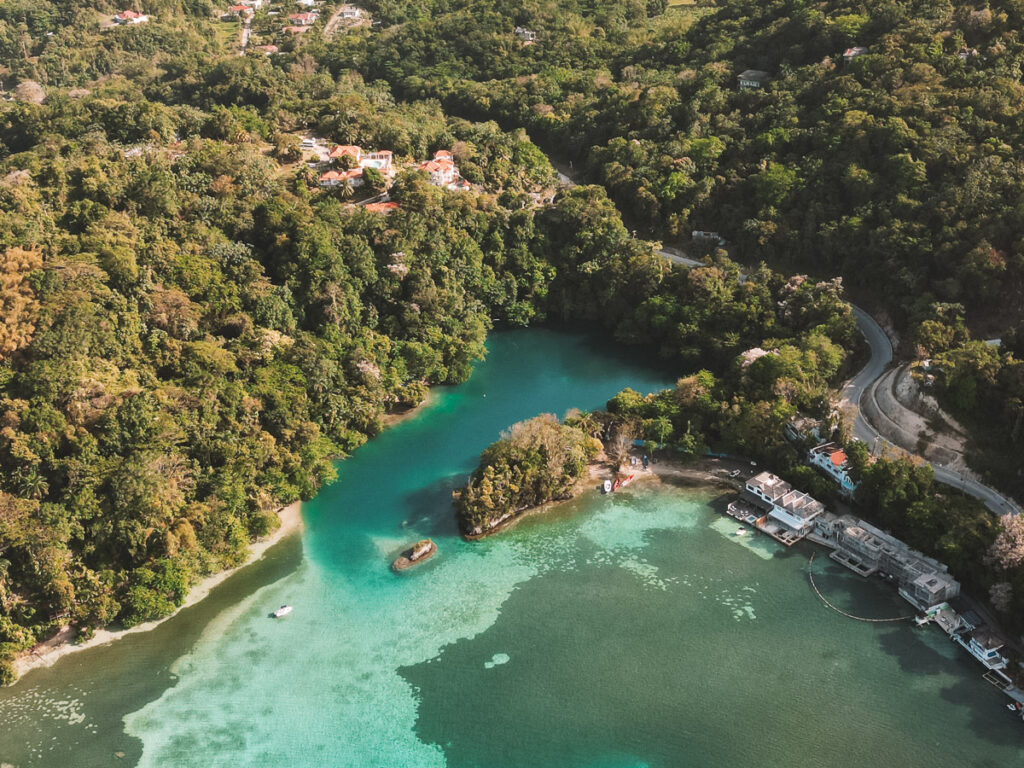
{"left": 455, "top": 414, "right": 601, "bottom": 534}
{"left": 0, "top": 0, "right": 862, "bottom": 680}
{"left": 346, "top": 0, "right": 1024, "bottom": 329}
{"left": 1, "top": 0, "right": 1023, "bottom": 682}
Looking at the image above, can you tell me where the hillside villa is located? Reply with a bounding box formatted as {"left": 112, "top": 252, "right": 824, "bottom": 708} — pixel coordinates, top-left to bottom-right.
{"left": 364, "top": 201, "right": 399, "bottom": 214}
{"left": 319, "top": 169, "right": 364, "bottom": 188}
{"left": 113, "top": 10, "right": 149, "bottom": 24}
{"left": 737, "top": 69, "right": 769, "bottom": 90}
{"left": 317, "top": 145, "right": 467, "bottom": 191}
{"left": 418, "top": 150, "right": 470, "bottom": 189}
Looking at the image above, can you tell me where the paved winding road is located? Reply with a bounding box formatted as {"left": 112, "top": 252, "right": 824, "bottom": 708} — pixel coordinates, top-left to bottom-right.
{"left": 842, "top": 309, "right": 1021, "bottom": 516}
{"left": 553, "top": 159, "right": 1020, "bottom": 515}
{"left": 551, "top": 163, "right": 1021, "bottom": 516}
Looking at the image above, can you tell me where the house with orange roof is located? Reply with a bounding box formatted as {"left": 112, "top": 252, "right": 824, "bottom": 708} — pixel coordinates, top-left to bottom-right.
{"left": 360, "top": 150, "right": 394, "bottom": 178}
{"left": 114, "top": 10, "right": 150, "bottom": 24}
{"left": 808, "top": 442, "right": 858, "bottom": 495}
{"left": 288, "top": 12, "right": 318, "bottom": 25}
{"left": 364, "top": 201, "right": 399, "bottom": 214}
{"left": 319, "top": 168, "right": 364, "bottom": 188}
{"left": 329, "top": 145, "right": 362, "bottom": 162}
{"left": 418, "top": 150, "right": 459, "bottom": 187}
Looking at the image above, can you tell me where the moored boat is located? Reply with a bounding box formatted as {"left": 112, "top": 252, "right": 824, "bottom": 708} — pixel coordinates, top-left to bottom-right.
{"left": 393, "top": 538, "right": 437, "bottom": 571}
{"left": 602, "top": 479, "right": 612, "bottom": 494}
{"left": 273, "top": 605, "right": 293, "bottom": 618}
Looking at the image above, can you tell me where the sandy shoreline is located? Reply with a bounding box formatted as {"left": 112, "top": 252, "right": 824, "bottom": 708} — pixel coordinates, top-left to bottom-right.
{"left": 11, "top": 501, "right": 304, "bottom": 682}
{"left": 465, "top": 454, "right": 746, "bottom": 540}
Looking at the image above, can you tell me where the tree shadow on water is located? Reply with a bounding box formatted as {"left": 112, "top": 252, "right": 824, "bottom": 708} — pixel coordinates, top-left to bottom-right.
{"left": 400, "top": 473, "right": 465, "bottom": 538}
{"left": 937, "top": 674, "right": 1024, "bottom": 750}
{"left": 875, "top": 626, "right": 947, "bottom": 676}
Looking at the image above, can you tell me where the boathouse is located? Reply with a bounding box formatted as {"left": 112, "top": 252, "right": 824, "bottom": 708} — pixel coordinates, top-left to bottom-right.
{"left": 736, "top": 472, "right": 825, "bottom": 545}
{"left": 811, "top": 513, "right": 960, "bottom": 610}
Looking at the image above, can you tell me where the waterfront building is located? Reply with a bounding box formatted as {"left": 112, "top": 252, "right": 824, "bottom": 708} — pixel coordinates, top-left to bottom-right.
{"left": 955, "top": 628, "right": 1009, "bottom": 671}
{"left": 736, "top": 472, "right": 825, "bottom": 544}
{"left": 807, "top": 442, "right": 857, "bottom": 496}
{"left": 746, "top": 472, "right": 825, "bottom": 533}
{"left": 812, "top": 513, "right": 960, "bottom": 610}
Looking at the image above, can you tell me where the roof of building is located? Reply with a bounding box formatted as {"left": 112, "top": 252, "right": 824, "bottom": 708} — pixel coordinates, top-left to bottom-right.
{"left": 830, "top": 449, "right": 847, "bottom": 467}
{"left": 747, "top": 471, "right": 790, "bottom": 499}
{"left": 971, "top": 628, "right": 1005, "bottom": 650}
{"left": 364, "top": 201, "right": 399, "bottom": 213}
{"left": 329, "top": 144, "right": 361, "bottom": 158}
{"left": 419, "top": 158, "right": 455, "bottom": 173}
{"left": 844, "top": 46, "right": 868, "bottom": 57}
{"left": 116, "top": 10, "right": 146, "bottom": 19}
{"left": 434, "top": 150, "right": 453, "bottom": 160}
{"left": 738, "top": 69, "right": 770, "bottom": 81}
{"left": 320, "top": 169, "right": 362, "bottom": 181}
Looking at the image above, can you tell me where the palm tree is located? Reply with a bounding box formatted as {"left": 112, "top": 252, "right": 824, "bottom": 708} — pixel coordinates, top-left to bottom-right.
{"left": 340, "top": 179, "right": 354, "bottom": 200}
{"left": 14, "top": 466, "right": 49, "bottom": 499}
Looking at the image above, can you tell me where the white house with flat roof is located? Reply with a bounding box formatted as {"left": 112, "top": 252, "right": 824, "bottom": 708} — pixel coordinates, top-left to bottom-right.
{"left": 812, "top": 513, "right": 960, "bottom": 610}
{"left": 745, "top": 471, "right": 825, "bottom": 536}
{"left": 808, "top": 442, "right": 857, "bottom": 496}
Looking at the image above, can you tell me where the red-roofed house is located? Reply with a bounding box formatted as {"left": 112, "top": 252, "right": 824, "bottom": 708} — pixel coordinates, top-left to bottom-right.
{"left": 433, "top": 149, "right": 453, "bottom": 161}
{"left": 808, "top": 442, "right": 857, "bottom": 495}
{"left": 283, "top": 25, "right": 309, "bottom": 34}
{"left": 843, "top": 46, "right": 868, "bottom": 63}
{"left": 364, "top": 202, "right": 399, "bottom": 214}
{"left": 329, "top": 145, "right": 362, "bottom": 162}
{"left": 257, "top": 44, "right": 279, "bottom": 55}
{"left": 114, "top": 10, "right": 150, "bottom": 24}
{"left": 418, "top": 158, "right": 457, "bottom": 187}
{"left": 288, "top": 12, "right": 318, "bottom": 25}
{"left": 319, "top": 168, "right": 364, "bottom": 188}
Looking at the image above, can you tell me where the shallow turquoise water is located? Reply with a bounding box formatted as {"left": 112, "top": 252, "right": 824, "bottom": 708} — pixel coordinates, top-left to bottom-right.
{"left": 1, "top": 329, "right": 1022, "bottom": 767}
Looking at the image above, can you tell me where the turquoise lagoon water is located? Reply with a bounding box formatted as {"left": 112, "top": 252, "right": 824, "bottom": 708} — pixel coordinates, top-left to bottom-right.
{"left": 1, "top": 329, "right": 1022, "bottom": 767}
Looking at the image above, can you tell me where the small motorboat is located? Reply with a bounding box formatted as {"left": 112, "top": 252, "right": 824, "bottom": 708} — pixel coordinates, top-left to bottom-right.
{"left": 735, "top": 528, "right": 746, "bottom": 536}
{"left": 272, "top": 605, "right": 293, "bottom": 618}
{"left": 602, "top": 480, "right": 612, "bottom": 494}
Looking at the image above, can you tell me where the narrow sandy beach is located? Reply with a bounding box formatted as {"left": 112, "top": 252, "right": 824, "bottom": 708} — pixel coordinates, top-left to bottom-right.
{"left": 11, "top": 501, "right": 304, "bottom": 681}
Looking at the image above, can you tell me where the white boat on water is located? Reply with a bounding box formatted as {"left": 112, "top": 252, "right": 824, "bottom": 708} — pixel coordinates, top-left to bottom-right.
{"left": 602, "top": 480, "right": 612, "bottom": 494}
{"left": 735, "top": 528, "right": 746, "bottom": 536}
{"left": 273, "top": 605, "right": 293, "bottom": 618}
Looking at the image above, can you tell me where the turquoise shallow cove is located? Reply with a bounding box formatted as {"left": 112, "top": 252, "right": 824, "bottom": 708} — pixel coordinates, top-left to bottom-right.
{"left": 0, "top": 329, "right": 1022, "bottom": 767}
